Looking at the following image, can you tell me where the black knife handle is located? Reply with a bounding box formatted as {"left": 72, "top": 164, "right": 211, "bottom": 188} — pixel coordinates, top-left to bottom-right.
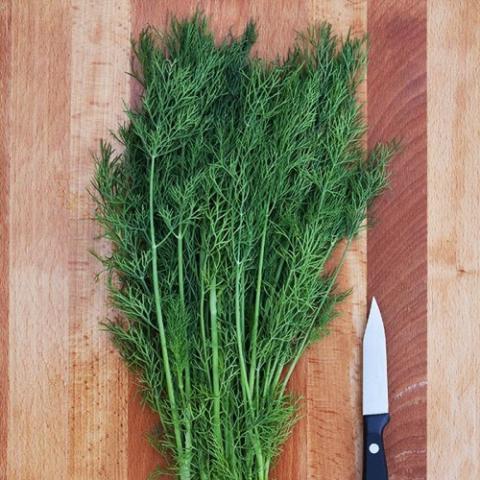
{"left": 363, "top": 413, "right": 389, "bottom": 480}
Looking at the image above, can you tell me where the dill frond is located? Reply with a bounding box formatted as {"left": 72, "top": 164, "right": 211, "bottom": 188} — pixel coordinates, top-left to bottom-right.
{"left": 92, "top": 13, "right": 395, "bottom": 480}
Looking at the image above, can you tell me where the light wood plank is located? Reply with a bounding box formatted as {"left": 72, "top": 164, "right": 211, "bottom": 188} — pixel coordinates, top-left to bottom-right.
{"left": 68, "top": 1, "right": 131, "bottom": 478}
{"left": 7, "top": 2, "right": 71, "bottom": 478}
{"left": 427, "top": 1, "right": 480, "bottom": 478}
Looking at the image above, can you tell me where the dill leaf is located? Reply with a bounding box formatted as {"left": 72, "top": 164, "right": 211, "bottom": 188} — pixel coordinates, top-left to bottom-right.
{"left": 92, "top": 13, "right": 395, "bottom": 480}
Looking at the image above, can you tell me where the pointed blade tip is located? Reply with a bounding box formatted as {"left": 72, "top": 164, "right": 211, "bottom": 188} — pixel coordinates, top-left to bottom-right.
{"left": 363, "top": 295, "right": 389, "bottom": 415}
{"left": 370, "top": 296, "right": 379, "bottom": 312}
{"left": 368, "top": 296, "right": 383, "bottom": 326}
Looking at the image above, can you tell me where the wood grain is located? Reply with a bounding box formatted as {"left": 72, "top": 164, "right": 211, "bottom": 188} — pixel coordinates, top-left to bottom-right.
{"left": 6, "top": 1, "right": 71, "bottom": 477}
{"left": 427, "top": 1, "right": 480, "bottom": 478}
{"left": 367, "top": 1, "right": 427, "bottom": 478}
{"left": 68, "top": 1, "right": 131, "bottom": 478}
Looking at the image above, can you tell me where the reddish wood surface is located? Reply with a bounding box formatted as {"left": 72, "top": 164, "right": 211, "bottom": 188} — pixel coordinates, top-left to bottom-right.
{"left": 367, "top": 1, "right": 427, "bottom": 479}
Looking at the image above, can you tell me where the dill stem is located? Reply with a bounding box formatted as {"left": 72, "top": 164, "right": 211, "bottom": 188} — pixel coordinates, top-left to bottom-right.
{"left": 263, "top": 354, "right": 283, "bottom": 398}
{"left": 177, "top": 230, "right": 185, "bottom": 305}
{"left": 177, "top": 230, "right": 192, "bottom": 478}
{"left": 273, "top": 257, "right": 285, "bottom": 289}
{"left": 234, "top": 260, "right": 266, "bottom": 477}
{"left": 262, "top": 360, "right": 274, "bottom": 398}
{"left": 248, "top": 211, "right": 268, "bottom": 392}
{"left": 235, "top": 263, "right": 251, "bottom": 401}
{"left": 264, "top": 460, "right": 271, "bottom": 479}
{"left": 149, "top": 156, "right": 184, "bottom": 458}
{"left": 199, "top": 235, "right": 211, "bottom": 385}
{"left": 209, "top": 282, "right": 222, "bottom": 447}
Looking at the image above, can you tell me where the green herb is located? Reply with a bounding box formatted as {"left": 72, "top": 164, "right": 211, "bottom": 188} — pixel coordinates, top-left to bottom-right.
{"left": 92, "top": 14, "right": 394, "bottom": 480}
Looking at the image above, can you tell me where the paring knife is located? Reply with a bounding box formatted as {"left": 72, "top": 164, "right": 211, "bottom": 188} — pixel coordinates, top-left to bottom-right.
{"left": 363, "top": 297, "right": 389, "bottom": 480}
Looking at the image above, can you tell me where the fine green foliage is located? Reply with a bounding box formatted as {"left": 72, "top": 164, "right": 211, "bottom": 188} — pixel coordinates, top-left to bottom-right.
{"left": 92, "top": 14, "right": 395, "bottom": 480}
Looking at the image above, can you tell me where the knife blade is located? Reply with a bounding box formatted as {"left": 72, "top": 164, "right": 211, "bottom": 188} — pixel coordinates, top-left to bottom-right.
{"left": 362, "top": 297, "right": 390, "bottom": 480}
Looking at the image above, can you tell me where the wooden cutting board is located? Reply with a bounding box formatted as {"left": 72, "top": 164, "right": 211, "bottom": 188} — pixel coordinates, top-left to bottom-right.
{"left": 0, "top": 1, "right": 478, "bottom": 479}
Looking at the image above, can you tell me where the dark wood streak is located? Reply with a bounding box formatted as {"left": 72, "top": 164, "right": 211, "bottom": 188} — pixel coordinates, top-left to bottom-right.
{"left": 367, "top": 1, "right": 427, "bottom": 479}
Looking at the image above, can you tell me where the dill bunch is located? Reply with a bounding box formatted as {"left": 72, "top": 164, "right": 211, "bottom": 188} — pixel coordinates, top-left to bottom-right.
{"left": 92, "top": 14, "right": 394, "bottom": 480}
